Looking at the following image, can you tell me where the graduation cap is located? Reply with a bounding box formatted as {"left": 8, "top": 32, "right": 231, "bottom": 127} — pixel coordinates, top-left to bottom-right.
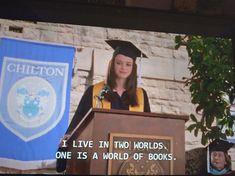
{"left": 207, "top": 139, "right": 234, "bottom": 173}
{"left": 105, "top": 40, "right": 148, "bottom": 86}
{"left": 105, "top": 40, "right": 148, "bottom": 60}
{"left": 209, "top": 139, "right": 234, "bottom": 153}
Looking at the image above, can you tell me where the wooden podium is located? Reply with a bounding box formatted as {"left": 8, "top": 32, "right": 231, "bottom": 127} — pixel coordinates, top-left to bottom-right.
{"left": 65, "top": 108, "right": 188, "bottom": 175}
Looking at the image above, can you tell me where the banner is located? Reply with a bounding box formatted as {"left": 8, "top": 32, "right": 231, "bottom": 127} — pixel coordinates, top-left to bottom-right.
{"left": 0, "top": 37, "right": 75, "bottom": 170}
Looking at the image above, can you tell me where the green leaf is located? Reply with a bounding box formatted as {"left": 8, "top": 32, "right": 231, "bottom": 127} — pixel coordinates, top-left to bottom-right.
{"left": 206, "top": 115, "right": 215, "bottom": 128}
{"left": 196, "top": 105, "right": 203, "bottom": 113}
{"left": 187, "top": 124, "right": 197, "bottom": 132}
{"left": 175, "top": 44, "right": 181, "bottom": 50}
{"left": 194, "top": 127, "right": 199, "bottom": 137}
{"left": 201, "top": 133, "right": 208, "bottom": 145}
{"left": 190, "top": 114, "right": 197, "bottom": 122}
{"left": 175, "top": 35, "right": 182, "bottom": 44}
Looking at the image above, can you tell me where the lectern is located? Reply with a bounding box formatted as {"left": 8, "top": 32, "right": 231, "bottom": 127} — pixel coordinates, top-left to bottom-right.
{"left": 65, "top": 108, "right": 188, "bottom": 175}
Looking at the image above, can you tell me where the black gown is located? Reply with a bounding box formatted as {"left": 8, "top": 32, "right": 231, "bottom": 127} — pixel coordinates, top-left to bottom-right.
{"left": 66, "top": 85, "right": 151, "bottom": 134}
{"left": 56, "top": 85, "right": 151, "bottom": 172}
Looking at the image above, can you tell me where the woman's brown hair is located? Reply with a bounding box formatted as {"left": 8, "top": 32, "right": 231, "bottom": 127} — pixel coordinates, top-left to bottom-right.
{"left": 105, "top": 53, "right": 138, "bottom": 106}
{"left": 224, "top": 153, "right": 231, "bottom": 170}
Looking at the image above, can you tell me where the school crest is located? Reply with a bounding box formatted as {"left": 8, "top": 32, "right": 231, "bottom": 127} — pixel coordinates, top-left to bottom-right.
{"left": 0, "top": 57, "right": 69, "bottom": 141}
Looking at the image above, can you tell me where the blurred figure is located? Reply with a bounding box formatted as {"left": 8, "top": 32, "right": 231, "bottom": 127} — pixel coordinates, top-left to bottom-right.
{"left": 208, "top": 139, "right": 234, "bottom": 175}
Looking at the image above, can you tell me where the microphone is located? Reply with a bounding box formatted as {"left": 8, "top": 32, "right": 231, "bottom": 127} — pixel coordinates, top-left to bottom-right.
{"left": 95, "top": 85, "right": 110, "bottom": 108}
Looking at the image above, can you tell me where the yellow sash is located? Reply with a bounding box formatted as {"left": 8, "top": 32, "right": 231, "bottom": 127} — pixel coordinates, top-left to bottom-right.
{"left": 92, "top": 81, "right": 144, "bottom": 112}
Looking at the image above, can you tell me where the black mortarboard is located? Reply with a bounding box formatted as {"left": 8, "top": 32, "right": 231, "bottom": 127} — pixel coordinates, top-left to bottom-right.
{"left": 209, "top": 139, "right": 234, "bottom": 153}
{"left": 105, "top": 40, "right": 148, "bottom": 60}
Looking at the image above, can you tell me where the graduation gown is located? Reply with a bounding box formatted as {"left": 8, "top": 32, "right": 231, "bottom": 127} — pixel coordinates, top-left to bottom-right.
{"left": 207, "top": 170, "right": 235, "bottom": 175}
{"left": 56, "top": 84, "right": 150, "bottom": 172}
{"left": 66, "top": 85, "right": 151, "bottom": 134}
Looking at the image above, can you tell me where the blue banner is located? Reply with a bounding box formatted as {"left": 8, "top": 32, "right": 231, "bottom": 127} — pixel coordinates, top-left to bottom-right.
{"left": 0, "top": 37, "right": 74, "bottom": 169}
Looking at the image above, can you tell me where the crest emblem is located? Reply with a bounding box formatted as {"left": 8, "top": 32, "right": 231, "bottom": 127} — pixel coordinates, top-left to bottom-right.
{"left": 0, "top": 57, "right": 69, "bottom": 141}
{"left": 8, "top": 76, "right": 56, "bottom": 128}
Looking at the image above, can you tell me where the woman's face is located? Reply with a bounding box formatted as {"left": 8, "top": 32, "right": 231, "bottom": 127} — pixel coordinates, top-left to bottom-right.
{"left": 211, "top": 151, "right": 227, "bottom": 170}
{"left": 114, "top": 54, "right": 133, "bottom": 80}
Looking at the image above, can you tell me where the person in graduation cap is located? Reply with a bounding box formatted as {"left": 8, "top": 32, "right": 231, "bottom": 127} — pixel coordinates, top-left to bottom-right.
{"left": 65, "top": 40, "right": 151, "bottom": 134}
{"left": 56, "top": 40, "right": 151, "bottom": 172}
{"left": 208, "top": 139, "right": 235, "bottom": 175}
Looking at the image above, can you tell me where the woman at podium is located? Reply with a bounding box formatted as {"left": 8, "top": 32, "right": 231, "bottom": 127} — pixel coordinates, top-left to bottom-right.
{"left": 66, "top": 40, "right": 151, "bottom": 134}
{"left": 56, "top": 40, "right": 151, "bottom": 172}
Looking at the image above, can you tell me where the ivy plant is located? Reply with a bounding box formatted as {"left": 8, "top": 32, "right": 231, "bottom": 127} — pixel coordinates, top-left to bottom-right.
{"left": 175, "top": 35, "right": 235, "bottom": 145}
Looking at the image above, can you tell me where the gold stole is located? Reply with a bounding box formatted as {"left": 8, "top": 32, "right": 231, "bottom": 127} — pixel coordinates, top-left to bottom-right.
{"left": 92, "top": 81, "right": 144, "bottom": 112}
